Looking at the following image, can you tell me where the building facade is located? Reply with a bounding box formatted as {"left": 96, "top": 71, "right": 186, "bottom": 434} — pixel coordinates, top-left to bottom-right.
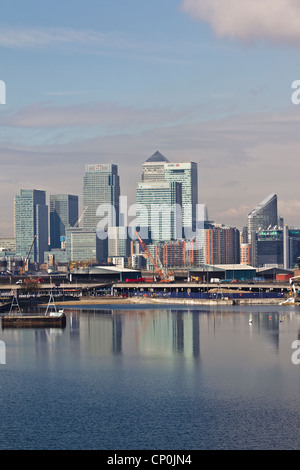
{"left": 136, "top": 181, "right": 182, "bottom": 242}
{"left": 247, "top": 193, "right": 278, "bottom": 243}
{"left": 108, "top": 226, "right": 130, "bottom": 258}
{"left": 164, "top": 161, "right": 198, "bottom": 235}
{"left": 240, "top": 243, "right": 251, "bottom": 265}
{"left": 200, "top": 224, "right": 240, "bottom": 266}
{"left": 14, "top": 189, "right": 48, "bottom": 264}
{"left": 83, "top": 163, "right": 120, "bottom": 232}
{"left": 137, "top": 151, "right": 198, "bottom": 242}
{"left": 50, "top": 194, "right": 78, "bottom": 249}
{"left": 142, "top": 151, "right": 169, "bottom": 182}
{"left": 148, "top": 239, "right": 198, "bottom": 269}
{"left": 66, "top": 227, "right": 108, "bottom": 263}
{"left": 250, "top": 226, "right": 300, "bottom": 268}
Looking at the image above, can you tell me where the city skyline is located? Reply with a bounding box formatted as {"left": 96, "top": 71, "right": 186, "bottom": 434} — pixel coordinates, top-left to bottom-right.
{"left": 8, "top": 164, "right": 299, "bottom": 269}
{"left": 1, "top": 1, "right": 300, "bottom": 236}
{"left": 2, "top": 155, "right": 298, "bottom": 244}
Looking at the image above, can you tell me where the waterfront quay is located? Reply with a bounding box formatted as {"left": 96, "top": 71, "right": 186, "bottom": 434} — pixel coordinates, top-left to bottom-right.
{"left": 112, "top": 280, "right": 291, "bottom": 304}
{"left": 0, "top": 274, "right": 296, "bottom": 307}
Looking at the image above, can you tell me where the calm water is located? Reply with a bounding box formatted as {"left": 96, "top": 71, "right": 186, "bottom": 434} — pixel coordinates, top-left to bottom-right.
{"left": 0, "top": 303, "right": 299, "bottom": 450}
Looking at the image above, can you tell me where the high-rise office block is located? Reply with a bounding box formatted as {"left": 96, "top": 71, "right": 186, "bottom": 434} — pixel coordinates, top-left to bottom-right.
{"left": 136, "top": 181, "right": 182, "bottom": 242}
{"left": 108, "top": 226, "right": 130, "bottom": 258}
{"left": 164, "top": 162, "right": 198, "bottom": 234}
{"left": 288, "top": 228, "right": 300, "bottom": 269}
{"left": 139, "top": 152, "right": 198, "bottom": 241}
{"left": 247, "top": 194, "right": 278, "bottom": 243}
{"left": 142, "top": 151, "right": 169, "bottom": 182}
{"left": 50, "top": 194, "right": 78, "bottom": 249}
{"left": 83, "top": 164, "right": 120, "bottom": 231}
{"left": 65, "top": 227, "right": 107, "bottom": 263}
{"left": 14, "top": 189, "right": 48, "bottom": 264}
{"left": 250, "top": 226, "right": 300, "bottom": 268}
{"left": 252, "top": 228, "right": 284, "bottom": 267}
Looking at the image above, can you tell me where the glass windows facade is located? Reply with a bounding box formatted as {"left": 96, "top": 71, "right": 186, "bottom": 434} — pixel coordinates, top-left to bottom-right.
{"left": 247, "top": 194, "right": 278, "bottom": 243}
{"left": 164, "top": 162, "right": 198, "bottom": 233}
{"left": 66, "top": 228, "right": 108, "bottom": 263}
{"left": 136, "top": 181, "right": 182, "bottom": 242}
{"left": 83, "top": 164, "right": 120, "bottom": 231}
{"left": 14, "top": 189, "right": 48, "bottom": 264}
{"left": 50, "top": 194, "right": 78, "bottom": 249}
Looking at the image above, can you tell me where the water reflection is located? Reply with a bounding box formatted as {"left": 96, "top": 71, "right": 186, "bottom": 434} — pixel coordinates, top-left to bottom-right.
{"left": 1, "top": 305, "right": 299, "bottom": 369}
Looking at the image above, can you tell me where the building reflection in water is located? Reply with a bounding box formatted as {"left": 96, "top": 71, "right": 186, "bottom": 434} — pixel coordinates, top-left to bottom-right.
{"left": 10, "top": 306, "right": 298, "bottom": 367}
{"left": 112, "top": 314, "right": 122, "bottom": 355}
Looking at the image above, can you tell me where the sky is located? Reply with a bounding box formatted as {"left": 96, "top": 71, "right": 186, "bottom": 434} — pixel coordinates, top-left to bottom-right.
{"left": 1, "top": 0, "right": 300, "bottom": 237}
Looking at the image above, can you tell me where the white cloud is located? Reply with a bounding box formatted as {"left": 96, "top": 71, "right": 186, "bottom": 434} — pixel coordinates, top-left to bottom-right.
{"left": 181, "top": 0, "right": 300, "bottom": 44}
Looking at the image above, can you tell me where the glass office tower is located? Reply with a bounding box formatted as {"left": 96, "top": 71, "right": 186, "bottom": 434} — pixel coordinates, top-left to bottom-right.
{"left": 247, "top": 193, "right": 278, "bottom": 243}
{"left": 50, "top": 194, "right": 78, "bottom": 249}
{"left": 140, "top": 152, "right": 198, "bottom": 239}
{"left": 164, "top": 162, "right": 198, "bottom": 235}
{"left": 83, "top": 164, "right": 120, "bottom": 231}
{"left": 142, "top": 151, "right": 169, "bottom": 182}
{"left": 65, "top": 227, "right": 107, "bottom": 263}
{"left": 14, "top": 189, "right": 48, "bottom": 264}
{"left": 136, "top": 181, "right": 182, "bottom": 242}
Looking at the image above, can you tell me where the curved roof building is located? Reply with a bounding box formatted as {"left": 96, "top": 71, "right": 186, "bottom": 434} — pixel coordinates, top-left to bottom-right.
{"left": 247, "top": 193, "right": 278, "bottom": 242}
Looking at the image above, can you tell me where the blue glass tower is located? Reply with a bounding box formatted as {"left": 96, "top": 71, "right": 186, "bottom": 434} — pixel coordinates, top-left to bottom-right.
{"left": 14, "top": 189, "right": 48, "bottom": 264}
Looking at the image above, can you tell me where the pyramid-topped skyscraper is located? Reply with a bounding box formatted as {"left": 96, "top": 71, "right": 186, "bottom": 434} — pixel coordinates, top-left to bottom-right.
{"left": 137, "top": 151, "right": 198, "bottom": 240}
{"left": 145, "top": 151, "right": 169, "bottom": 163}
{"left": 142, "top": 151, "right": 169, "bottom": 182}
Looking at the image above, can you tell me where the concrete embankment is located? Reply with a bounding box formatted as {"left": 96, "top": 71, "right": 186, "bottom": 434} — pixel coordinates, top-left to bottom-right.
{"left": 146, "top": 297, "right": 282, "bottom": 305}
{"left": 44, "top": 296, "right": 284, "bottom": 307}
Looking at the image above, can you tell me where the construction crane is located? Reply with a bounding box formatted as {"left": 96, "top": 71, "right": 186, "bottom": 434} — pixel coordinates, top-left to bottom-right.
{"left": 20, "top": 235, "right": 36, "bottom": 276}
{"left": 156, "top": 253, "right": 174, "bottom": 282}
{"left": 134, "top": 231, "right": 174, "bottom": 283}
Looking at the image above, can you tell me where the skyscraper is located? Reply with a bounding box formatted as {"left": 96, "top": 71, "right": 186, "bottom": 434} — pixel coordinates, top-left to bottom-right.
{"left": 83, "top": 164, "right": 120, "bottom": 231}
{"left": 136, "top": 181, "right": 182, "bottom": 242}
{"left": 65, "top": 227, "right": 107, "bottom": 263}
{"left": 247, "top": 193, "right": 278, "bottom": 243}
{"left": 142, "top": 151, "right": 169, "bottom": 182}
{"left": 14, "top": 189, "right": 48, "bottom": 264}
{"left": 138, "top": 151, "right": 198, "bottom": 241}
{"left": 164, "top": 162, "right": 198, "bottom": 235}
{"left": 50, "top": 194, "right": 78, "bottom": 249}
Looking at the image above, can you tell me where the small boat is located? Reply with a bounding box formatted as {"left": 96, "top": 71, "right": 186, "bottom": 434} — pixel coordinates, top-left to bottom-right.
{"left": 1, "top": 292, "right": 66, "bottom": 328}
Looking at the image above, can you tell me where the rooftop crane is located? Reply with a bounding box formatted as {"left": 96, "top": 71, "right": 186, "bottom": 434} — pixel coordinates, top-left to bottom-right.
{"left": 20, "top": 235, "right": 36, "bottom": 276}
{"left": 134, "top": 231, "right": 174, "bottom": 283}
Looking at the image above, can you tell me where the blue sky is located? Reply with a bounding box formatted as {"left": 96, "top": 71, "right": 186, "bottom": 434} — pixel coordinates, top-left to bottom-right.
{"left": 1, "top": 0, "right": 300, "bottom": 236}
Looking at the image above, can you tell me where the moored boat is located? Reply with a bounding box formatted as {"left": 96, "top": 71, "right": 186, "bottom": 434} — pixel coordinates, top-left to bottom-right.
{"left": 1, "top": 292, "right": 66, "bottom": 328}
